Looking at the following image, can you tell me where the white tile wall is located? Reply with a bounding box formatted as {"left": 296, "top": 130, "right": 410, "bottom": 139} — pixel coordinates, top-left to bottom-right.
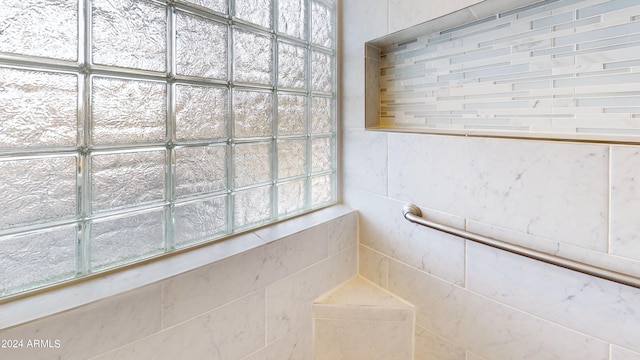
{"left": 342, "top": 0, "right": 640, "bottom": 359}
{"left": 466, "top": 241, "right": 640, "bottom": 353}
{"left": 610, "top": 145, "right": 640, "bottom": 262}
{"left": 389, "top": 258, "right": 610, "bottom": 360}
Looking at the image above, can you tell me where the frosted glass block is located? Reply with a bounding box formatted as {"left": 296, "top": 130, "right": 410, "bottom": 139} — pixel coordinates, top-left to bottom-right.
{"left": 278, "top": 94, "right": 306, "bottom": 135}
{"left": 312, "top": 137, "right": 332, "bottom": 172}
{"left": 175, "top": 145, "right": 227, "bottom": 198}
{"left": 91, "top": 209, "right": 165, "bottom": 271}
{"left": 233, "top": 186, "right": 271, "bottom": 228}
{"left": 0, "top": 225, "right": 77, "bottom": 297}
{"left": 92, "top": 0, "right": 166, "bottom": 72}
{"left": 176, "top": 12, "right": 227, "bottom": 80}
{"left": 278, "top": 0, "right": 306, "bottom": 39}
{"left": 234, "top": 90, "right": 273, "bottom": 138}
{"left": 91, "top": 77, "right": 166, "bottom": 144}
{"left": 312, "top": 50, "right": 333, "bottom": 92}
{"left": 179, "top": 0, "right": 227, "bottom": 14}
{"left": 0, "top": 156, "right": 76, "bottom": 229}
{"left": 91, "top": 150, "right": 166, "bottom": 212}
{"left": 311, "top": 1, "right": 333, "bottom": 48}
{"left": 235, "top": 0, "right": 272, "bottom": 28}
{"left": 0, "top": 0, "right": 77, "bottom": 60}
{"left": 311, "top": 174, "right": 332, "bottom": 207}
{"left": 0, "top": 67, "right": 77, "bottom": 148}
{"left": 234, "top": 29, "right": 273, "bottom": 85}
{"left": 278, "top": 41, "right": 307, "bottom": 89}
{"left": 311, "top": 97, "right": 332, "bottom": 133}
{"left": 175, "top": 84, "right": 228, "bottom": 140}
{"left": 278, "top": 179, "right": 306, "bottom": 216}
{"left": 234, "top": 142, "right": 271, "bottom": 188}
{"left": 174, "top": 196, "right": 227, "bottom": 248}
{"left": 277, "top": 138, "right": 306, "bottom": 179}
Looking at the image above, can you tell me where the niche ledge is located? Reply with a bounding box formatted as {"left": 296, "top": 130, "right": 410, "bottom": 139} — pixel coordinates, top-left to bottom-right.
{"left": 365, "top": 0, "right": 640, "bottom": 145}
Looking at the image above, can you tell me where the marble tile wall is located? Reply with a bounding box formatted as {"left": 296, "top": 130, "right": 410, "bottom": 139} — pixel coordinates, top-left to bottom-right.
{"left": 0, "top": 209, "right": 358, "bottom": 360}
{"left": 342, "top": 0, "right": 640, "bottom": 359}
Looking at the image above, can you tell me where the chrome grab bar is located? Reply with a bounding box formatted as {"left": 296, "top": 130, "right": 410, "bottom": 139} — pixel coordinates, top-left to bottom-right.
{"left": 402, "top": 204, "right": 640, "bottom": 289}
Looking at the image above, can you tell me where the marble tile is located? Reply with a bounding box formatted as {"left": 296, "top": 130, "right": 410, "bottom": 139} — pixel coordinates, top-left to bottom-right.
{"left": 341, "top": 0, "right": 388, "bottom": 57}
{"left": 313, "top": 317, "right": 413, "bottom": 360}
{"left": 346, "top": 188, "right": 466, "bottom": 286}
{"left": 92, "top": 291, "right": 265, "bottom": 360}
{"left": 612, "top": 346, "right": 640, "bottom": 360}
{"left": 240, "top": 324, "right": 313, "bottom": 360}
{"left": 611, "top": 145, "right": 640, "bottom": 261}
{"left": 266, "top": 246, "right": 356, "bottom": 344}
{"left": 340, "top": 0, "right": 387, "bottom": 130}
{"left": 340, "top": 55, "right": 365, "bottom": 129}
{"left": 388, "top": 0, "right": 484, "bottom": 33}
{"left": 388, "top": 133, "right": 610, "bottom": 252}
{"left": 328, "top": 211, "right": 358, "bottom": 255}
{"left": 162, "top": 224, "right": 329, "bottom": 326}
{"left": 0, "top": 284, "right": 162, "bottom": 360}
{"left": 415, "top": 325, "right": 465, "bottom": 360}
{"left": 358, "top": 244, "right": 388, "bottom": 288}
{"left": 466, "top": 219, "right": 640, "bottom": 278}
{"left": 342, "top": 128, "right": 388, "bottom": 195}
{"left": 466, "top": 241, "right": 640, "bottom": 353}
{"left": 388, "top": 259, "right": 610, "bottom": 360}
{"left": 465, "top": 352, "right": 488, "bottom": 360}
{"left": 253, "top": 205, "right": 354, "bottom": 244}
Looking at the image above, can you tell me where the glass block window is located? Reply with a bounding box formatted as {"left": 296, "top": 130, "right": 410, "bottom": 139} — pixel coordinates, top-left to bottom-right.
{"left": 0, "top": 0, "right": 336, "bottom": 298}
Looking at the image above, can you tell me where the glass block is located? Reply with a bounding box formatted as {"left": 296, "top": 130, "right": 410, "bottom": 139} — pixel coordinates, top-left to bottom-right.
{"left": 0, "top": 67, "right": 77, "bottom": 148}
{"left": 277, "top": 94, "right": 306, "bottom": 135}
{"left": 0, "top": 225, "right": 77, "bottom": 297}
{"left": 175, "top": 84, "right": 228, "bottom": 141}
{"left": 90, "top": 209, "right": 165, "bottom": 271}
{"left": 278, "top": 0, "right": 305, "bottom": 40}
{"left": 176, "top": 12, "right": 227, "bottom": 80}
{"left": 175, "top": 145, "right": 227, "bottom": 198}
{"left": 91, "top": 150, "right": 166, "bottom": 212}
{"left": 0, "top": 0, "right": 77, "bottom": 60}
{"left": 312, "top": 137, "right": 332, "bottom": 172}
{"left": 234, "top": 90, "right": 272, "bottom": 138}
{"left": 179, "top": 0, "right": 227, "bottom": 14}
{"left": 91, "top": 76, "right": 166, "bottom": 145}
{"left": 233, "top": 186, "right": 271, "bottom": 228}
{"left": 278, "top": 41, "right": 307, "bottom": 89}
{"left": 235, "top": 0, "right": 272, "bottom": 28}
{"left": 234, "top": 28, "right": 273, "bottom": 85}
{"left": 311, "top": 50, "right": 333, "bottom": 92}
{"left": 174, "top": 196, "right": 227, "bottom": 248}
{"left": 234, "top": 142, "right": 271, "bottom": 188}
{"left": 311, "top": 96, "right": 332, "bottom": 133}
{"left": 92, "top": 0, "right": 166, "bottom": 72}
{"left": 0, "top": 156, "right": 76, "bottom": 229}
{"left": 311, "top": 174, "right": 332, "bottom": 207}
{"left": 278, "top": 138, "right": 306, "bottom": 179}
{"left": 278, "top": 179, "right": 306, "bottom": 216}
{"left": 311, "top": 1, "right": 333, "bottom": 48}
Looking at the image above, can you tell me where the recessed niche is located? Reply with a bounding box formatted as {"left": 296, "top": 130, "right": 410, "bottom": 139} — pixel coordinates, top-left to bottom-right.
{"left": 365, "top": 0, "right": 640, "bottom": 144}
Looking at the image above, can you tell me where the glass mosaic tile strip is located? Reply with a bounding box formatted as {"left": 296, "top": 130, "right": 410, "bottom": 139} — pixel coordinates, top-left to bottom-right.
{"left": 367, "top": 0, "right": 640, "bottom": 142}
